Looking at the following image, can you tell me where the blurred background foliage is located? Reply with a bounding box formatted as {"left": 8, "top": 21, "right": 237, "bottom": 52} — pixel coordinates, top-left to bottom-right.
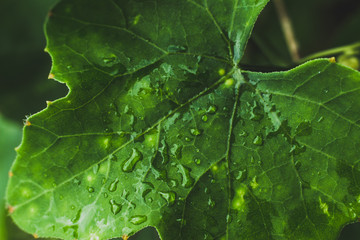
{"left": 0, "top": 0, "right": 359, "bottom": 239}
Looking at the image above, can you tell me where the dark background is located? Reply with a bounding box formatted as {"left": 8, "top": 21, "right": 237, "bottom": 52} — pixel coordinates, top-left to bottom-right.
{"left": 1, "top": 0, "right": 360, "bottom": 239}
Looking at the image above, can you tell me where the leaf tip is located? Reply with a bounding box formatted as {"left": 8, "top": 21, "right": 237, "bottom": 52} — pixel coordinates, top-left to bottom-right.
{"left": 328, "top": 57, "right": 336, "bottom": 63}
{"left": 48, "top": 73, "right": 55, "bottom": 79}
{"left": 33, "top": 233, "right": 39, "bottom": 239}
{"left": 46, "top": 100, "right": 53, "bottom": 106}
{"left": 14, "top": 145, "right": 20, "bottom": 152}
{"left": 48, "top": 10, "right": 54, "bottom": 17}
{"left": 8, "top": 171, "right": 13, "bottom": 177}
{"left": 122, "top": 234, "right": 129, "bottom": 240}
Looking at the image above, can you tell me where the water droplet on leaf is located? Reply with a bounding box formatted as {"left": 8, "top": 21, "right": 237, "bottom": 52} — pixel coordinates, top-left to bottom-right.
{"left": 190, "top": 128, "right": 202, "bottom": 136}
{"left": 129, "top": 215, "right": 147, "bottom": 225}
{"left": 159, "top": 191, "right": 176, "bottom": 205}
{"left": 109, "top": 154, "right": 117, "bottom": 161}
{"left": 194, "top": 158, "right": 201, "bottom": 165}
{"left": 253, "top": 135, "right": 263, "bottom": 146}
{"left": 73, "top": 178, "right": 81, "bottom": 185}
{"left": 170, "top": 144, "right": 182, "bottom": 159}
{"left": 177, "top": 164, "right": 194, "bottom": 188}
{"left": 109, "top": 199, "right": 122, "bottom": 215}
{"left": 92, "top": 164, "right": 99, "bottom": 174}
{"left": 87, "top": 187, "right": 94, "bottom": 193}
{"left": 109, "top": 178, "right": 119, "bottom": 192}
{"left": 208, "top": 198, "right": 216, "bottom": 208}
{"left": 207, "top": 105, "right": 217, "bottom": 114}
{"left": 122, "top": 148, "right": 143, "bottom": 172}
{"left": 167, "top": 45, "right": 187, "bottom": 53}
{"left": 201, "top": 115, "right": 208, "bottom": 122}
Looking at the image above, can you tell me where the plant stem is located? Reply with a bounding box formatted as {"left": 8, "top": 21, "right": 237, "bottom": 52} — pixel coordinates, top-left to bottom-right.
{"left": 299, "top": 41, "right": 360, "bottom": 63}
{"left": 273, "top": 0, "right": 300, "bottom": 62}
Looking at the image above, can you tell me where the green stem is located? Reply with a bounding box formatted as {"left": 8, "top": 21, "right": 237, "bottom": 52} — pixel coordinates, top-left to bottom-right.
{"left": 298, "top": 41, "right": 360, "bottom": 63}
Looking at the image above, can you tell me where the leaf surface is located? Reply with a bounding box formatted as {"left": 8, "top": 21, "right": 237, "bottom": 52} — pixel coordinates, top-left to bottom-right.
{"left": 6, "top": 0, "right": 360, "bottom": 240}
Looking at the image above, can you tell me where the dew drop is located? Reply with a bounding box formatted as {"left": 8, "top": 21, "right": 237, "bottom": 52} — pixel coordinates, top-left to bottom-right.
{"left": 194, "top": 158, "right": 201, "bottom": 165}
{"left": 239, "top": 130, "right": 247, "bottom": 137}
{"left": 168, "top": 179, "right": 177, "bottom": 188}
{"left": 109, "top": 154, "right": 117, "bottom": 162}
{"left": 102, "top": 178, "right": 107, "bottom": 185}
{"left": 158, "top": 141, "right": 170, "bottom": 165}
{"left": 290, "top": 144, "right": 306, "bottom": 155}
{"left": 177, "top": 164, "right": 194, "bottom": 188}
{"left": 122, "top": 148, "right": 143, "bottom": 172}
{"left": 87, "top": 187, "right": 94, "bottom": 193}
{"left": 109, "top": 178, "right": 119, "bottom": 192}
{"left": 104, "top": 128, "right": 112, "bottom": 133}
{"left": 73, "top": 178, "right": 81, "bottom": 185}
{"left": 92, "top": 164, "right": 99, "bottom": 174}
{"left": 207, "top": 105, "right": 217, "bottom": 114}
{"left": 184, "top": 137, "right": 192, "bottom": 142}
{"left": 201, "top": 115, "right": 208, "bottom": 122}
{"left": 235, "top": 170, "right": 244, "bottom": 180}
{"left": 170, "top": 144, "right": 182, "bottom": 159}
{"left": 226, "top": 214, "right": 232, "bottom": 223}
{"left": 253, "top": 135, "right": 263, "bottom": 146}
{"left": 71, "top": 209, "right": 82, "bottom": 223}
{"left": 190, "top": 128, "right": 202, "bottom": 136}
{"left": 159, "top": 191, "right": 176, "bottom": 205}
{"left": 208, "top": 198, "right": 216, "bottom": 208}
{"left": 103, "top": 57, "right": 116, "bottom": 64}
{"left": 104, "top": 193, "right": 108, "bottom": 198}
{"left": 167, "top": 45, "right": 187, "bottom": 53}
{"left": 109, "top": 199, "right": 122, "bottom": 215}
{"left": 129, "top": 215, "right": 147, "bottom": 225}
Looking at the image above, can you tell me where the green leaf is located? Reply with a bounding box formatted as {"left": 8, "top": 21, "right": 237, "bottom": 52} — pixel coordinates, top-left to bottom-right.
{"left": 0, "top": 115, "right": 22, "bottom": 239}
{"left": 6, "top": 0, "right": 360, "bottom": 240}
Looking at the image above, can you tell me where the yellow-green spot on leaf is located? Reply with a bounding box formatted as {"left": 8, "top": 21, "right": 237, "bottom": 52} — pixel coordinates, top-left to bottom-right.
{"left": 319, "top": 197, "right": 330, "bottom": 217}
{"left": 21, "top": 188, "right": 31, "bottom": 198}
{"left": 102, "top": 137, "right": 110, "bottom": 148}
{"left": 224, "top": 78, "right": 234, "bottom": 87}
{"left": 86, "top": 174, "right": 95, "bottom": 182}
{"left": 218, "top": 68, "right": 225, "bottom": 76}
{"left": 211, "top": 164, "right": 219, "bottom": 172}
{"left": 250, "top": 176, "right": 258, "bottom": 189}
{"left": 133, "top": 14, "right": 141, "bottom": 25}
{"left": 28, "top": 205, "right": 38, "bottom": 216}
{"left": 144, "top": 130, "right": 158, "bottom": 148}
{"left": 232, "top": 185, "right": 246, "bottom": 210}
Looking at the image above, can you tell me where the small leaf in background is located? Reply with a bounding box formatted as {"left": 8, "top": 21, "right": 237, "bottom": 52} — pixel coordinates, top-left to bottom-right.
{"left": 0, "top": 115, "right": 22, "bottom": 239}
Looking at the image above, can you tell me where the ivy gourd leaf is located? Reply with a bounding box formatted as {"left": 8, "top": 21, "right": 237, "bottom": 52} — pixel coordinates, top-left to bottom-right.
{"left": 6, "top": 0, "right": 360, "bottom": 239}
